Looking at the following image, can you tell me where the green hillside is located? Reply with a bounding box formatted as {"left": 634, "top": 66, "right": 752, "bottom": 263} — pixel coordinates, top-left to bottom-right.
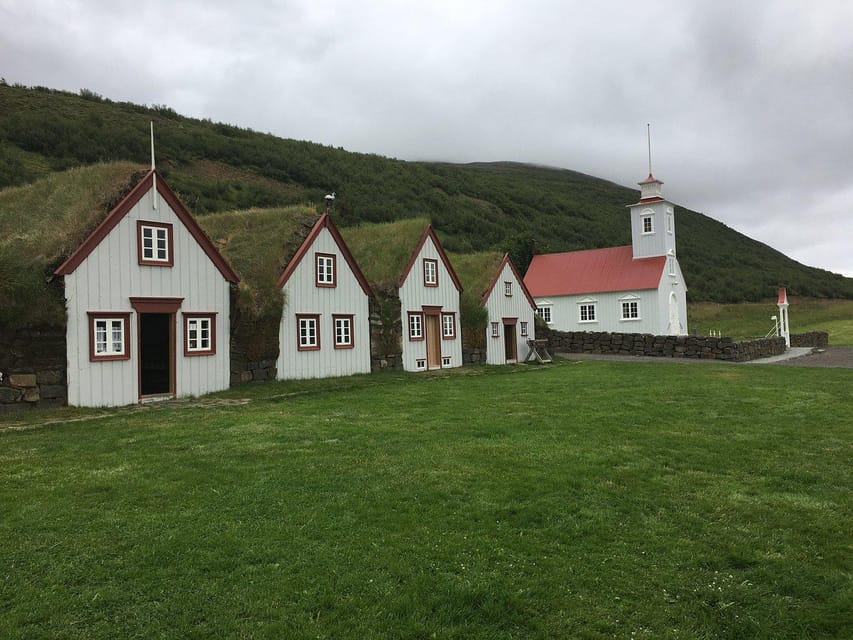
{"left": 2, "top": 82, "right": 852, "bottom": 302}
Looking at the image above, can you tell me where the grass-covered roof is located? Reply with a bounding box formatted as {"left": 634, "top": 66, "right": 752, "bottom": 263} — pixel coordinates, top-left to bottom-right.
{"left": 197, "top": 206, "right": 319, "bottom": 322}
{"left": 0, "top": 161, "right": 147, "bottom": 328}
{"left": 340, "top": 217, "right": 431, "bottom": 294}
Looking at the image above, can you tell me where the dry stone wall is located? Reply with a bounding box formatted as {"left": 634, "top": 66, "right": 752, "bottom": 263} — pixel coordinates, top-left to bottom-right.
{"left": 790, "top": 331, "right": 829, "bottom": 348}
{"left": 0, "top": 326, "right": 67, "bottom": 411}
{"left": 545, "top": 329, "right": 786, "bottom": 362}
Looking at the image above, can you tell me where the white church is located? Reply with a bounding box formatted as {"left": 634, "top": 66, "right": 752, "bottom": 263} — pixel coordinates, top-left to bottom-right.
{"left": 524, "top": 171, "right": 688, "bottom": 336}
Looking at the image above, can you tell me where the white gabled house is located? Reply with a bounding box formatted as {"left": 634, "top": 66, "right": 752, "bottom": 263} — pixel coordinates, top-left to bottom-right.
{"left": 275, "top": 212, "right": 373, "bottom": 379}
{"left": 399, "top": 225, "right": 463, "bottom": 371}
{"left": 54, "top": 170, "right": 239, "bottom": 407}
{"left": 480, "top": 253, "right": 537, "bottom": 364}
{"left": 524, "top": 172, "right": 688, "bottom": 336}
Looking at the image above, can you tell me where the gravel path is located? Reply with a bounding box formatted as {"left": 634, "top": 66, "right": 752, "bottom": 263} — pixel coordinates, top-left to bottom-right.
{"left": 558, "top": 346, "right": 853, "bottom": 368}
{"left": 774, "top": 346, "right": 853, "bottom": 369}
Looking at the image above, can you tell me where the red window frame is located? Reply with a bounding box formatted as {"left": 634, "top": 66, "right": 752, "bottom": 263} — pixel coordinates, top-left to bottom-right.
{"left": 137, "top": 221, "right": 174, "bottom": 267}
{"left": 296, "top": 314, "right": 321, "bottom": 351}
{"left": 441, "top": 312, "right": 456, "bottom": 339}
{"left": 333, "top": 314, "right": 354, "bottom": 349}
{"left": 315, "top": 253, "right": 337, "bottom": 288}
{"left": 408, "top": 312, "right": 424, "bottom": 341}
{"left": 88, "top": 312, "right": 132, "bottom": 362}
{"left": 423, "top": 258, "right": 438, "bottom": 287}
{"left": 183, "top": 313, "right": 217, "bottom": 356}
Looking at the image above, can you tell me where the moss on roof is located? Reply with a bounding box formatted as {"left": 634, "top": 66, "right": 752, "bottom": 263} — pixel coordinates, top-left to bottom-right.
{"left": 448, "top": 251, "right": 504, "bottom": 348}
{"left": 197, "top": 206, "right": 319, "bottom": 322}
{"left": 339, "top": 217, "right": 431, "bottom": 294}
{"left": 0, "top": 161, "right": 147, "bottom": 328}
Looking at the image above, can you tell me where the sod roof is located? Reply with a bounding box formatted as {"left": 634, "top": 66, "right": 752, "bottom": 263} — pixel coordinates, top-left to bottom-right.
{"left": 197, "top": 206, "right": 320, "bottom": 321}
{"left": 339, "top": 217, "right": 432, "bottom": 294}
{"left": 0, "top": 161, "right": 148, "bottom": 328}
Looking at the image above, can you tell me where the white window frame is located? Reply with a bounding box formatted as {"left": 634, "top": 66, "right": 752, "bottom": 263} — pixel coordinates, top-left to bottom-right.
{"left": 315, "top": 253, "right": 336, "bottom": 287}
{"left": 297, "top": 314, "right": 320, "bottom": 351}
{"left": 536, "top": 306, "right": 552, "bottom": 325}
{"left": 579, "top": 302, "right": 597, "bottom": 323}
{"left": 504, "top": 281, "right": 512, "bottom": 297}
{"left": 520, "top": 321, "right": 529, "bottom": 337}
{"left": 138, "top": 221, "right": 173, "bottom": 265}
{"left": 641, "top": 214, "right": 654, "bottom": 235}
{"left": 333, "top": 314, "right": 354, "bottom": 349}
{"left": 184, "top": 313, "right": 216, "bottom": 356}
{"left": 89, "top": 314, "right": 130, "bottom": 360}
{"left": 491, "top": 322, "right": 500, "bottom": 338}
{"left": 620, "top": 298, "right": 640, "bottom": 321}
{"left": 423, "top": 259, "right": 438, "bottom": 287}
{"left": 441, "top": 312, "right": 456, "bottom": 339}
{"left": 408, "top": 312, "right": 424, "bottom": 341}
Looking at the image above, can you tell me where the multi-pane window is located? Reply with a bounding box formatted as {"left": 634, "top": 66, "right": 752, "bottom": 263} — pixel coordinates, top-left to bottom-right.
{"left": 666, "top": 213, "right": 673, "bottom": 234}
{"left": 297, "top": 314, "right": 320, "bottom": 350}
{"left": 408, "top": 312, "right": 424, "bottom": 340}
{"left": 185, "top": 314, "right": 215, "bottom": 355}
{"left": 621, "top": 300, "right": 640, "bottom": 320}
{"left": 333, "top": 315, "right": 354, "bottom": 348}
{"left": 520, "top": 321, "right": 529, "bottom": 337}
{"left": 504, "top": 281, "right": 512, "bottom": 296}
{"left": 441, "top": 313, "right": 456, "bottom": 339}
{"left": 668, "top": 256, "right": 676, "bottom": 276}
{"left": 536, "top": 306, "right": 552, "bottom": 324}
{"left": 88, "top": 313, "right": 130, "bottom": 361}
{"left": 138, "top": 222, "right": 172, "bottom": 265}
{"left": 316, "top": 253, "right": 336, "bottom": 287}
{"left": 642, "top": 215, "right": 654, "bottom": 234}
{"left": 579, "top": 303, "right": 597, "bottom": 322}
{"left": 423, "top": 259, "right": 438, "bottom": 287}
{"left": 491, "top": 322, "right": 500, "bottom": 338}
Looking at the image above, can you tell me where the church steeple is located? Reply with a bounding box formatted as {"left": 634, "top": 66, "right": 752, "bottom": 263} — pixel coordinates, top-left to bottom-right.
{"left": 628, "top": 171, "right": 676, "bottom": 260}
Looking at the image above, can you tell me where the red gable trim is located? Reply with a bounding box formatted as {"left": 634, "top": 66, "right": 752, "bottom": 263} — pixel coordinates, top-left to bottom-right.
{"left": 398, "top": 224, "right": 463, "bottom": 292}
{"left": 480, "top": 253, "right": 536, "bottom": 310}
{"left": 276, "top": 212, "right": 373, "bottom": 296}
{"left": 524, "top": 245, "right": 665, "bottom": 297}
{"left": 55, "top": 170, "right": 239, "bottom": 283}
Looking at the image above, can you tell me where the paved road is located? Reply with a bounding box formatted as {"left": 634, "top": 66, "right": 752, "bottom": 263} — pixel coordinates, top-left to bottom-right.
{"left": 558, "top": 346, "right": 853, "bottom": 369}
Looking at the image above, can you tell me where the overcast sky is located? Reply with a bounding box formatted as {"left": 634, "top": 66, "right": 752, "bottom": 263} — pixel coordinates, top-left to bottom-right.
{"left": 3, "top": 0, "right": 852, "bottom": 277}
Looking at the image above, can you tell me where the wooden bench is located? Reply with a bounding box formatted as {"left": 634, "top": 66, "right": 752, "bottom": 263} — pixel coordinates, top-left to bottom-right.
{"left": 525, "top": 339, "right": 552, "bottom": 364}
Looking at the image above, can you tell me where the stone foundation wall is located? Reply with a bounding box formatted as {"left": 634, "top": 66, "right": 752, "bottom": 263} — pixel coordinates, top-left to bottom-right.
{"left": 790, "top": 331, "right": 829, "bottom": 348}
{"left": 546, "top": 330, "right": 787, "bottom": 362}
{"left": 0, "top": 325, "right": 67, "bottom": 411}
{"left": 463, "top": 348, "right": 486, "bottom": 365}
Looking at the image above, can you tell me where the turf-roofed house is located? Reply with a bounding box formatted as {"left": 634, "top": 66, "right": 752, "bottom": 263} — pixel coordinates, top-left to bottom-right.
{"left": 199, "top": 204, "right": 373, "bottom": 381}
{"left": 51, "top": 167, "right": 239, "bottom": 407}
{"left": 343, "top": 219, "right": 463, "bottom": 372}
{"left": 452, "top": 252, "right": 537, "bottom": 365}
{"left": 525, "top": 170, "right": 688, "bottom": 336}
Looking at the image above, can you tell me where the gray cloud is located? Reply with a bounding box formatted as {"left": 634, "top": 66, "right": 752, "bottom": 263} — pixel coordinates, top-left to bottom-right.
{"left": 2, "top": 0, "right": 851, "bottom": 276}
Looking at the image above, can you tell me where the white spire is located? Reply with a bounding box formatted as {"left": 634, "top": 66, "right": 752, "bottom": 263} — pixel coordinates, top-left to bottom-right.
{"left": 150, "top": 121, "right": 158, "bottom": 210}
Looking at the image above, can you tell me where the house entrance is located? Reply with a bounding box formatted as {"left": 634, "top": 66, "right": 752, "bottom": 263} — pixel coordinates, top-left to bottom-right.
{"left": 425, "top": 314, "right": 441, "bottom": 370}
{"left": 504, "top": 323, "right": 517, "bottom": 363}
{"left": 139, "top": 313, "right": 174, "bottom": 397}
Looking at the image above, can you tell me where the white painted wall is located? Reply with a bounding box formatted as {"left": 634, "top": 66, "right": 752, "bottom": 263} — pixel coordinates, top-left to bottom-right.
{"left": 277, "top": 227, "right": 371, "bottom": 379}
{"left": 399, "top": 235, "right": 462, "bottom": 371}
{"left": 483, "top": 261, "right": 536, "bottom": 365}
{"left": 65, "top": 186, "right": 231, "bottom": 407}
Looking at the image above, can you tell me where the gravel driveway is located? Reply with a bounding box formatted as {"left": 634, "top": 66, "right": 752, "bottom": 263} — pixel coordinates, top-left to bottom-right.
{"left": 775, "top": 346, "right": 853, "bottom": 368}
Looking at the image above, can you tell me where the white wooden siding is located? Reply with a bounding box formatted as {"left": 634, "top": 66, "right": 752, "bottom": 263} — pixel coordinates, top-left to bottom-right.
{"left": 277, "top": 227, "right": 371, "bottom": 379}
{"left": 483, "top": 262, "right": 536, "bottom": 365}
{"left": 398, "top": 236, "right": 462, "bottom": 371}
{"left": 65, "top": 186, "right": 231, "bottom": 407}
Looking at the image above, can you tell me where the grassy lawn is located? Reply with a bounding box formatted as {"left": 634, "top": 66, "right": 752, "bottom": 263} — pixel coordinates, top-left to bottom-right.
{"left": 1, "top": 361, "right": 851, "bottom": 639}
{"left": 688, "top": 297, "right": 853, "bottom": 345}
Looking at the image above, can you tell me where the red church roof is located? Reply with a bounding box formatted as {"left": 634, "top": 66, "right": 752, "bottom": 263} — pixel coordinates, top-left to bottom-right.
{"left": 524, "top": 246, "right": 665, "bottom": 297}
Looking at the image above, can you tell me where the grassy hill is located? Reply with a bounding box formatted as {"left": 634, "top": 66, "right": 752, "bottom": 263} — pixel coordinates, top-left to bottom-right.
{"left": 2, "top": 82, "right": 852, "bottom": 302}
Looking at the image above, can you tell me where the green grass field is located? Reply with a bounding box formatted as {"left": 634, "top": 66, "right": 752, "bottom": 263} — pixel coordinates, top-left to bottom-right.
{"left": 2, "top": 361, "right": 851, "bottom": 639}
{"left": 688, "top": 297, "right": 853, "bottom": 345}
